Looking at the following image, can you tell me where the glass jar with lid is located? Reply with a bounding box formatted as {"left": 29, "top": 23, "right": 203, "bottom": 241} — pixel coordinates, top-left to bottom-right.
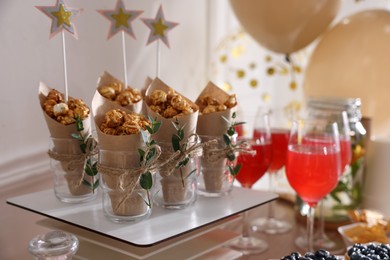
{"left": 304, "top": 97, "right": 367, "bottom": 224}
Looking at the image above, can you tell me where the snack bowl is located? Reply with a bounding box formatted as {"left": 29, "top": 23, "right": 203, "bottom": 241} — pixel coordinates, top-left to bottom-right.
{"left": 338, "top": 222, "right": 390, "bottom": 248}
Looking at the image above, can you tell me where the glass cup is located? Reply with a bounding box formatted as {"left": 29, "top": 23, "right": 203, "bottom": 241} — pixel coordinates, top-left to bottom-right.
{"left": 197, "top": 135, "right": 235, "bottom": 197}
{"left": 153, "top": 142, "right": 199, "bottom": 209}
{"left": 99, "top": 149, "right": 152, "bottom": 223}
{"left": 49, "top": 137, "right": 98, "bottom": 203}
{"left": 28, "top": 230, "right": 79, "bottom": 259}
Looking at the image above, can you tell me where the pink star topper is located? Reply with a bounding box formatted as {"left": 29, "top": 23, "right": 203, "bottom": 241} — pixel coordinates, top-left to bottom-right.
{"left": 141, "top": 5, "right": 179, "bottom": 48}
{"left": 98, "top": 0, "right": 143, "bottom": 40}
{"left": 36, "top": 0, "right": 82, "bottom": 39}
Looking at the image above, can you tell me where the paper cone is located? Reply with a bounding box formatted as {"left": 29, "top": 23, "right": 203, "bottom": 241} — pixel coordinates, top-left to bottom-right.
{"left": 96, "top": 71, "right": 143, "bottom": 114}
{"left": 40, "top": 82, "right": 92, "bottom": 196}
{"left": 145, "top": 77, "right": 199, "bottom": 143}
{"left": 108, "top": 189, "right": 147, "bottom": 216}
{"left": 92, "top": 94, "right": 148, "bottom": 216}
{"left": 195, "top": 81, "right": 237, "bottom": 136}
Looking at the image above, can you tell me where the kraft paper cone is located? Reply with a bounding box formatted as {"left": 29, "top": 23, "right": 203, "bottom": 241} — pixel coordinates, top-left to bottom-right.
{"left": 39, "top": 82, "right": 92, "bottom": 196}
{"left": 92, "top": 90, "right": 144, "bottom": 152}
{"left": 97, "top": 71, "right": 143, "bottom": 114}
{"left": 145, "top": 77, "right": 199, "bottom": 143}
{"left": 39, "top": 82, "right": 91, "bottom": 138}
{"left": 108, "top": 189, "right": 147, "bottom": 216}
{"left": 160, "top": 176, "right": 188, "bottom": 204}
{"left": 195, "top": 81, "right": 237, "bottom": 136}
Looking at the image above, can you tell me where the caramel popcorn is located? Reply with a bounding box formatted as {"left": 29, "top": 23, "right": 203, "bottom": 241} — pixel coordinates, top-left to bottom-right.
{"left": 42, "top": 89, "right": 90, "bottom": 125}
{"left": 100, "top": 109, "right": 150, "bottom": 136}
{"left": 148, "top": 88, "right": 195, "bottom": 118}
{"left": 98, "top": 83, "right": 142, "bottom": 106}
{"left": 198, "top": 94, "right": 237, "bottom": 115}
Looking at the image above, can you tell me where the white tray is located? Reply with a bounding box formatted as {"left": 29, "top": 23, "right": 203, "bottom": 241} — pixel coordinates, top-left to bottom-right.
{"left": 7, "top": 187, "right": 277, "bottom": 247}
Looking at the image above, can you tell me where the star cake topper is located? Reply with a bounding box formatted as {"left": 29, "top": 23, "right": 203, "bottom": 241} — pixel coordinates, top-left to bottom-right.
{"left": 36, "top": 0, "right": 82, "bottom": 39}
{"left": 98, "top": 0, "right": 143, "bottom": 40}
{"left": 141, "top": 5, "right": 179, "bottom": 48}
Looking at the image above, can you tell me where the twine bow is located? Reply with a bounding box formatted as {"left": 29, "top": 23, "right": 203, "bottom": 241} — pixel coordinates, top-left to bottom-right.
{"left": 202, "top": 139, "right": 256, "bottom": 162}
{"left": 97, "top": 144, "right": 162, "bottom": 212}
{"left": 158, "top": 134, "right": 210, "bottom": 178}
{"left": 47, "top": 136, "right": 98, "bottom": 187}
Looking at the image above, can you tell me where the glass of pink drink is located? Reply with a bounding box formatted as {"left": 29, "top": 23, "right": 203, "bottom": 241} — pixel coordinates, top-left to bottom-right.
{"left": 228, "top": 113, "right": 272, "bottom": 255}
{"left": 286, "top": 119, "right": 341, "bottom": 252}
{"left": 252, "top": 107, "right": 293, "bottom": 234}
{"left": 310, "top": 111, "right": 352, "bottom": 252}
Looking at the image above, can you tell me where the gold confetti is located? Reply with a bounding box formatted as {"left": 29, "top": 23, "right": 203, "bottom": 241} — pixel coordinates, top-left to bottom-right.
{"left": 265, "top": 55, "right": 272, "bottom": 62}
{"left": 249, "top": 63, "right": 256, "bottom": 69}
{"left": 262, "top": 93, "right": 270, "bottom": 103}
{"left": 267, "top": 67, "right": 275, "bottom": 76}
{"left": 236, "top": 70, "right": 245, "bottom": 78}
{"left": 294, "top": 66, "right": 302, "bottom": 73}
{"left": 290, "top": 81, "right": 297, "bottom": 90}
{"left": 231, "top": 45, "right": 245, "bottom": 58}
{"left": 249, "top": 79, "right": 258, "bottom": 88}
{"left": 220, "top": 55, "right": 227, "bottom": 63}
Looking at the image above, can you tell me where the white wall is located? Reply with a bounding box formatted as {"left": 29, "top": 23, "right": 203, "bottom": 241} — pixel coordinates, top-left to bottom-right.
{"left": 0, "top": 0, "right": 211, "bottom": 179}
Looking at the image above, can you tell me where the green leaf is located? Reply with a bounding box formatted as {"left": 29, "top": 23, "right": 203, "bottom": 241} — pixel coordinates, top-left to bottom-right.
{"left": 229, "top": 164, "right": 242, "bottom": 177}
{"left": 146, "top": 147, "right": 156, "bottom": 161}
{"left": 93, "top": 179, "right": 100, "bottom": 190}
{"left": 71, "top": 133, "right": 83, "bottom": 141}
{"left": 178, "top": 128, "right": 184, "bottom": 140}
{"left": 233, "top": 122, "right": 246, "bottom": 127}
{"left": 138, "top": 148, "right": 146, "bottom": 162}
{"left": 80, "top": 143, "right": 87, "bottom": 153}
{"left": 172, "top": 134, "right": 181, "bottom": 152}
{"left": 226, "top": 152, "right": 236, "bottom": 162}
{"left": 140, "top": 172, "right": 153, "bottom": 190}
{"left": 227, "top": 127, "right": 235, "bottom": 136}
{"left": 85, "top": 164, "right": 94, "bottom": 176}
{"left": 82, "top": 179, "right": 92, "bottom": 189}
{"left": 75, "top": 115, "right": 84, "bottom": 132}
{"left": 232, "top": 112, "right": 237, "bottom": 119}
{"left": 152, "top": 120, "right": 161, "bottom": 133}
{"left": 223, "top": 134, "right": 231, "bottom": 146}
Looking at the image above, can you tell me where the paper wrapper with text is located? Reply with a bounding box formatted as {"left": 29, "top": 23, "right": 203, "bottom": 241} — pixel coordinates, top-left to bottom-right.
{"left": 39, "top": 82, "right": 92, "bottom": 195}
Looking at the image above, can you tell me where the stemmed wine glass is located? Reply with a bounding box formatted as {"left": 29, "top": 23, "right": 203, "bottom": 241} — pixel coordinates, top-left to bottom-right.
{"left": 286, "top": 118, "right": 341, "bottom": 252}
{"left": 308, "top": 110, "right": 352, "bottom": 251}
{"left": 252, "top": 106, "right": 293, "bottom": 234}
{"left": 228, "top": 112, "right": 272, "bottom": 255}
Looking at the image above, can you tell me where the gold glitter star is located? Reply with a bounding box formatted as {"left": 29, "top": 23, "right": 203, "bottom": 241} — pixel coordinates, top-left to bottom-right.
{"left": 52, "top": 4, "right": 71, "bottom": 27}
{"left": 111, "top": 8, "right": 132, "bottom": 28}
{"left": 152, "top": 18, "right": 168, "bottom": 37}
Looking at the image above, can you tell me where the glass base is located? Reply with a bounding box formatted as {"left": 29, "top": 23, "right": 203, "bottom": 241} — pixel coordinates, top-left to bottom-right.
{"left": 227, "top": 236, "right": 268, "bottom": 255}
{"left": 296, "top": 234, "right": 345, "bottom": 255}
{"left": 314, "top": 233, "right": 346, "bottom": 254}
{"left": 55, "top": 190, "right": 97, "bottom": 204}
{"left": 252, "top": 217, "right": 292, "bottom": 235}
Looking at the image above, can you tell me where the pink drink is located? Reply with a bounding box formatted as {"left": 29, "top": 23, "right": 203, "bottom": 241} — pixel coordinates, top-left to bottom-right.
{"left": 255, "top": 128, "right": 289, "bottom": 173}
{"left": 236, "top": 142, "right": 272, "bottom": 188}
{"left": 286, "top": 145, "right": 339, "bottom": 207}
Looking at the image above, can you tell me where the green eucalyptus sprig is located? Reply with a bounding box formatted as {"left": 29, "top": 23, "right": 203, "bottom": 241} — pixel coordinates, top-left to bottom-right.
{"left": 71, "top": 115, "right": 99, "bottom": 193}
{"left": 138, "top": 116, "right": 161, "bottom": 207}
{"left": 171, "top": 119, "right": 197, "bottom": 187}
{"left": 222, "top": 112, "right": 245, "bottom": 178}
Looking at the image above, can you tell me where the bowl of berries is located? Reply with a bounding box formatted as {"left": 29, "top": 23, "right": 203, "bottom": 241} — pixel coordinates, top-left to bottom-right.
{"left": 345, "top": 242, "right": 390, "bottom": 259}
{"left": 280, "top": 249, "right": 344, "bottom": 260}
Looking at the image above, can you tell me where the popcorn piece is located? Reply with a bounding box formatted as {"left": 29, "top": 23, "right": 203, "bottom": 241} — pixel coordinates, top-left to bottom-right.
{"left": 100, "top": 109, "right": 151, "bottom": 136}
{"left": 198, "top": 94, "right": 237, "bottom": 115}
{"left": 148, "top": 89, "right": 195, "bottom": 118}
{"left": 98, "top": 82, "right": 142, "bottom": 106}
{"left": 42, "top": 89, "right": 90, "bottom": 125}
{"left": 53, "top": 103, "right": 69, "bottom": 117}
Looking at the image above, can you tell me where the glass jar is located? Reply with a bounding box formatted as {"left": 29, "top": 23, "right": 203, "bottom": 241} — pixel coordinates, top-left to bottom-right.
{"left": 49, "top": 137, "right": 98, "bottom": 203}
{"left": 153, "top": 142, "right": 200, "bottom": 209}
{"left": 99, "top": 149, "right": 152, "bottom": 223}
{"left": 197, "top": 135, "right": 235, "bottom": 197}
{"left": 305, "top": 97, "right": 367, "bottom": 223}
